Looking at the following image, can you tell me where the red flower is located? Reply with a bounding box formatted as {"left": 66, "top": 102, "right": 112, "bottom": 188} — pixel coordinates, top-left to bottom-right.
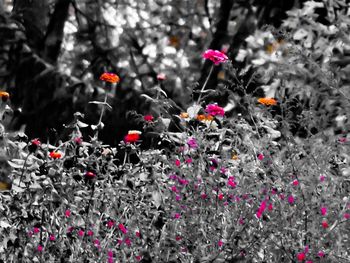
{"left": 202, "top": 49, "right": 228, "bottom": 65}
{"left": 99, "top": 72, "right": 120, "bottom": 84}
{"left": 321, "top": 220, "right": 329, "bottom": 229}
{"left": 143, "top": 115, "right": 154, "bottom": 122}
{"left": 157, "top": 73, "right": 166, "bottom": 81}
{"left": 49, "top": 151, "right": 62, "bottom": 159}
{"left": 118, "top": 223, "right": 127, "bottom": 234}
{"left": 28, "top": 139, "right": 41, "bottom": 153}
{"left": 124, "top": 131, "right": 141, "bottom": 143}
{"left": 297, "top": 252, "right": 306, "bottom": 262}
{"left": 107, "top": 220, "right": 115, "bottom": 228}
{"left": 85, "top": 171, "right": 96, "bottom": 179}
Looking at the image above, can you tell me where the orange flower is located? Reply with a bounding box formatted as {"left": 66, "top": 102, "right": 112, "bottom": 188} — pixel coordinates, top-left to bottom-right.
{"left": 180, "top": 112, "right": 189, "bottom": 119}
{"left": 196, "top": 114, "right": 214, "bottom": 121}
{"left": 257, "top": 97, "right": 277, "bottom": 106}
{"left": 196, "top": 114, "right": 206, "bottom": 121}
{"left": 168, "top": 36, "right": 180, "bottom": 48}
{"left": 99, "top": 73, "right": 120, "bottom": 84}
{"left": 49, "top": 151, "right": 62, "bottom": 159}
{"left": 0, "top": 91, "right": 10, "bottom": 102}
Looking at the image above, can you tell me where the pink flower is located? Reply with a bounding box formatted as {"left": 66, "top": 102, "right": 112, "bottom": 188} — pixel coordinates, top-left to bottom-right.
{"left": 67, "top": 226, "right": 74, "bottom": 233}
{"left": 344, "top": 213, "right": 350, "bottom": 219}
{"left": 268, "top": 203, "right": 273, "bottom": 211}
{"left": 205, "top": 104, "right": 225, "bottom": 117}
{"left": 144, "top": 115, "right": 154, "bottom": 122}
{"left": 49, "top": 235, "right": 55, "bottom": 241}
{"left": 320, "top": 207, "right": 327, "bottom": 216}
{"left": 201, "top": 193, "right": 207, "bottom": 199}
{"left": 118, "top": 223, "right": 128, "bottom": 234}
{"left": 202, "top": 49, "right": 229, "bottom": 65}
{"left": 288, "top": 195, "right": 295, "bottom": 204}
{"left": 107, "top": 220, "right": 115, "bottom": 228}
{"left": 175, "top": 159, "right": 181, "bottom": 167}
{"left": 174, "top": 213, "right": 181, "bottom": 219}
{"left": 218, "top": 193, "right": 224, "bottom": 201}
{"left": 74, "top": 137, "right": 83, "bottom": 145}
{"left": 117, "top": 239, "right": 123, "bottom": 245}
{"left": 135, "top": 231, "right": 141, "bottom": 238}
{"left": 257, "top": 153, "right": 264, "bottom": 160}
{"left": 320, "top": 175, "right": 326, "bottom": 182}
{"left": 321, "top": 220, "right": 329, "bottom": 229}
{"left": 220, "top": 167, "right": 227, "bottom": 174}
{"left": 93, "top": 239, "right": 100, "bottom": 246}
{"left": 124, "top": 238, "right": 132, "bottom": 246}
{"left": 157, "top": 73, "right": 166, "bottom": 81}
{"left": 297, "top": 252, "right": 306, "bottom": 262}
{"left": 65, "top": 209, "right": 71, "bottom": 218}
{"left": 317, "top": 251, "right": 325, "bottom": 258}
{"left": 227, "top": 180, "right": 236, "bottom": 188}
{"left": 85, "top": 171, "right": 96, "bottom": 179}
{"left": 37, "top": 245, "right": 43, "bottom": 252}
{"left": 185, "top": 158, "right": 192, "bottom": 164}
{"left": 175, "top": 236, "right": 182, "bottom": 241}
{"left": 87, "top": 230, "right": 93, "bottom": 236}
{"left": 108, "top": 258, "right": 114, "bottom": 263}
{"left": 256, "top": 200, "right": 267, "bottom": 219}
{"left": 108, "top": 250, "right": 114, "bottom": 257}
{"left": 178, "top": 178, "right": 189, "bottom": 185}
{"left": 187, "top": 138, "right": 198, "bottom": 149}
{"left": 218, "top": 240, "right": 224, "bottom": 247}
{"left": 175, "top": 195, "right": 181, "bottom": 201}
{"left": 292, "top": 180, "right": 299, "bottom": 186}
{"left": 78, "top": 230, "right": 84, "bottom": 237}
{"left": 239, "top": 217, "right": 244, "bottom": 225}
{"left": 135, "top": 255, "right": 142, "bottom": 261}
{"left": 171, "top": 185, "right": 178, "bottom": 193}
{"left": 338, "top": 137, "right": 347, "bottom": 143}
{"left": 33, "top": 227, "right": 40, "bottom": 234}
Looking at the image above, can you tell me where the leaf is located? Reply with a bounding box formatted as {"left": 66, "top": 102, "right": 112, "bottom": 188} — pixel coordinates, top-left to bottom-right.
{"left": 7, "top": 159, "right": 25, "bottom": 169}
{"left": 77, "top": 120, "right": 89, "bottom": 128}
{"left": 140, "top": 94, "right": 155, "bottom": 102}
{"left": 152, "top": 191, "right": 162, "bottom": 209}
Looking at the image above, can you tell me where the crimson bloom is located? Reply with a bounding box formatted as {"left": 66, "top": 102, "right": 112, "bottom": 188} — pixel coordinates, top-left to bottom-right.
{"left": 205, "top": 104, "right": 225, "bottom": 117}
{"left": 124, "top": 130, "right": 141, "bottom": 143}
{"left": 85, "top": 171, "right": 96, "bottom": 179}
{"left": 99, "top": 72, "right": 120, "bottom": 84}
{"left": 202, "top": 49, "right": 229, "bottom": 65}
{"left": 144, "top": 115, "right": 154, "bottom": 122}
{"left": 28, "top": 139, "right": 41, "bottom": 153}
{"left": 297, "top": 252, "right": 306, "bottom": 262}
{"left": 321, "top": 220, "right": 329, "bottom": 229}
{"left": 118, "top": 223, "right": 128, "bottom": 234}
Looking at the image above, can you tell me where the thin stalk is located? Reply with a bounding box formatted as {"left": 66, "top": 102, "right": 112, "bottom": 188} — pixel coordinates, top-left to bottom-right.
{"left": 95, "top": 92, "right": 108, "bottom": 139}
{"left": 19, "top": 153, "right": 31, "bottom": 185}
{"left": 197, "top": 65, "right": 214, "bottom": 104}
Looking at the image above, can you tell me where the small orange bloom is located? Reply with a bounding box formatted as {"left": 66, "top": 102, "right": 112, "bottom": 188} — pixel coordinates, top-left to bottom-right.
{"left": 0, "top": 91, "right": 10, "bottom": 102}
{"left": 231, "top": 155, "right": 238, "bottom": 160}
{"left": 196, "top": 114, "right": 214, "bottom": 121}
{"left": 180, "top": 112, "right": 189, "bottom": 119}
{"left": 257, "top": 97, "right": 277, "bottom": 106}
{"left": 196, "top": 114, "right": 206, "bottom": 121}
{"left": 49, "top": 151, "right": 62, "bottom": 159}
{"left": 99, "top": 73, "right": 120, "bottom": 84}
{"left": 168, "top": 36, "right": 180, "bottom": 48}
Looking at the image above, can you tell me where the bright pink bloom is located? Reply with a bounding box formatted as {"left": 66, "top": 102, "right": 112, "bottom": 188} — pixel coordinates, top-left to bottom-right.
{"left": 202, "top": 49, "right": 229, "bottom": 65}
{"left": 65, "top": 209, "right": 71, "bottom": 218}
{"left": 117, "top": 239, "right": 123, "bottom": 245}
{"left": 33, "top": 227, "right": 40, "bottom": 234}
{"left": 178, "top": 178, "right": 189, "bottom": 185}
{"left": 322, "top": 220, "right": 329, "bottom": 229}
{"left": 317, "top": 251, "right": 325, "bottom": 258}
{"left": 218, "top": 193, "right": 224, "bottom": 201}
{"left": 108, "top": 257, "right": 114, "bottom": 263}
{"left": 78, "top": 230, "right": 84, "bottom": 237}
{"left": 320, "top": 207, "right": 327, "bottom": 216}
{"left": 175, "top": 195, "right": 181, "bottom": 201}
{"left": 93, "top": 239, "right": 100, "bottom": 246}
{"left": 171, "top": 185, "right": 178, "bottom": 193}
{"left": 175, "top": 159, "right": 181, "bottom": 167}
{"left": 118, "top": 223, "right": 128, "bottom": 234}
{"left": 124, "top": 238, "right": 132, "bottom": 246}
{"left": 175, "top": 236, "right": 182, "bottom": 241}
{"left": 74, "top": 137, "right": 83, "bottom": 145}
{"left": 187, "top": 138, "right": 198, "bottom": 149}
{"left": 135, "top": 255, "right": 142, "bottom": 261}
{"left": 320, "top": 175, "right": 326, "bottom": 182}
{"left": 288, "top": 195, "right": 295, "bottom": 204}
{"left": 85, "top": 171, "right": 96, "bottom": 179}
{"left": 297, "top": 252, "right": 306, "bottom": 261}
{"left": 218, "top": 240, "right": 224, "bottom": 247}
{"left": 37, "top": 245, "right": 43, "bottom": 252}
{"left": 67, "top": 226, "right": 74, "bottom": 233}
{"left": 174, "top": 213, "right": 181, "bottom": 219}
{"left": 49, "top": 235, "right": 55, "bottom": 241}
{"left": 292, "top": 180, "right": 299, "bottom": 186}
{"left": 268, "top": 203, "right": 273, "bottom": 211}
{"left": 239, "top": 217, "right": 244, "bottom": 225}
{"left": 304, "top": 245, "right": 309, "bottom": 253}
{"left": 185, "top": 158, "right": 192, "bottom": 164}
{"left": 228, "top": 180, "right": 236, "bottom": 188}
{"left": 205, "top": 104, "right": 225, "bottom": 117}
{"left": 136, "top": 231, "right": 141, "bottom": 238}
{"left": 257, "top": 153, "right": 264, "bottom": 160}
{"left": 108, "top": 250, "right": 113, "bottom": 257}
{"left": 279, "top": 193, "right": 285, "bottom": 200}
{"left": 271, "top": 188, "right": 277, "bottom": 194}
{"left": 87, "top": 230, "right": 94, "bottom": 236}
{"left": 256, "top": 200, "right": 267, "bottom": 219}
{"left": 220, "top": 167, "right": 227, "bottom": 174}
{"left": 344, "top": 213, "right": 350, "bottom": 219}
{"left": 144, "top": 115, "right": 154, "bottom": 122}
{"left": 201, "top": 193, "right": 207, "bottom": 199}
{"left": 107, "top": 220, "right": 115, "bottom": 228}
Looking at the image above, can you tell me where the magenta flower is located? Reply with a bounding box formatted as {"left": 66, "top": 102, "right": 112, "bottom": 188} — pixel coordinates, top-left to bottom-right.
{"left": 65, "top": 209, "right": 71, "bottom": 218}
{"left": 117, "top": 239, "right": 123, "bottom": 245}
{"left": 320, "top": 207, "right": 327, "bottom": 216}
{"left": 108, "top": 257, "right": 114, "bottom": 263}
{"left": 171, "top": 185, "right": 178, "bottom": 193}
{"left": 187, "top": 138, "right": 198, "bottom": 149}
{"left": 306, "top": 261, "right": 313, "bottom": 263}
{"left": 37, "top": 245, "right": 43, "bottom": 252}
{"left": 292, "top": 180, "right": 299, "bottom": 186}
{"left": 78, "top": 230, "right": 84, "bottom": 237}
{"left": 257, "top": 153, "right": 264, "bottom": 160}
{"left": 175, "top": 195, "right": 181, "bottom": 201}
{"left": 288, "top": 195, "right": 295, "bottom": 204}
{"left": 268, "top": 203, "right": 273, "bottom": 211}
{"left": 136, "top": 231, "right": 141, "bottom": 238}
{"left": 202, "top": 49, "right": 229, "bottom": 65}
{"left": 174, "top": 213, "right": 181, "bottom": 219}
{"left": 108, "top": 250, "right": 114, "bottom": 257}
{"left": 218, "top": 240, "right": 224, "bottom": 247}
{"left": 218, "top": 193, "right": 224, "bottom": 201}
{"left": 87, "top": 230, "right": 94, "bottom": 236}
{"left": 107, "top": 220, "right": 115, "bottom": 228}
{"left": 205, "top": 104, "right": 225, "bottom": 116}
{"left": 256, "top": 200, "right": 267, "bottom": 219}
{"left": 33, "top": 227, "right": 40, "bottom": 234}
{"left": 175, "top": 159, "right": 181, "bottom": 167}
{"left": 227, "top": 180, "right": 236, "bottom": 188}
{"left": 124, "top": 238, "right": 132, "bottom": 246}
{"left": 93, "top": 239, "right": 100, "bottom": 246}
{"left": 118, "top": 223, "right": 128, "bottom": 234}
{"left": 297, "top": 252, "right": 306, "bottom": 262}
{"left": 320, "top": 175, "right": 326, "bottom": 182}
{"left": 322, "top": 220, "right": 329, "bottom": 229}
{"left": 49, "top": 235, "right": 55, "bottom": 241}
{"left": 201, "top": 193, "right": 207, "bottom": 199}
{"left": 185, "top": 158, "right": 192, "bottom": 164}
{"left": 317, "top": 251, "right": 325, "bottom": 258}
{"left": 344, "top": 213, "right": 350, "bottom": 220}
{"left": 239, "top": 217, "right": 244, "bottom": 225}
{"left": 135, "top": 255, "right": 142, "bottom": 261}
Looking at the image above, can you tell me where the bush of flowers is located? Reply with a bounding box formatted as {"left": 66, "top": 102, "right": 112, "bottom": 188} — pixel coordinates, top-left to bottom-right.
{"left": 1, "top": 5, "right": 350, "bottom": 261}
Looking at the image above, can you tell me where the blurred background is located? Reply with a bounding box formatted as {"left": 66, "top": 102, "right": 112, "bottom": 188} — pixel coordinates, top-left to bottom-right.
{"left": 0, "top": 0, "right": 349, "bottom": 145}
